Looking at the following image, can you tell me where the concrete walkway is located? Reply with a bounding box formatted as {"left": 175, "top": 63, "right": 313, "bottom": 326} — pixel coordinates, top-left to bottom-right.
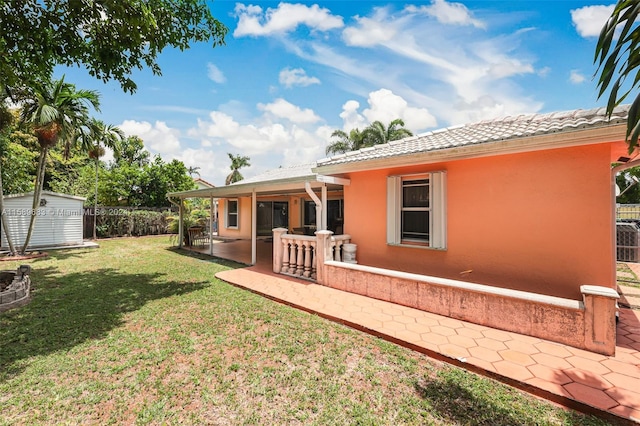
{"left": 216, "top": 267, "right": 640, "bottom": 425}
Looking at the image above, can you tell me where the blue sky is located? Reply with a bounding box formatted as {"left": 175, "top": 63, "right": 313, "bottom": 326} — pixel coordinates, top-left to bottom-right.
{"left": 56, "top": 1, "right": 619, "bottom": 186}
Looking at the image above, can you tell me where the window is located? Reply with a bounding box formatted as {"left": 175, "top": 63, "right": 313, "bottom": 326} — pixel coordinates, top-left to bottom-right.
{"left": 226, "top": 199, "right": 239, "bottom": 229}
{"left": 257, "top": 201, "right": 288, "bottom": 236}
{"left": 303, "top": 199, "right": 344, "bottom": 234}
{"left": 387, "top": 172, "right": 446, "bottom": 249}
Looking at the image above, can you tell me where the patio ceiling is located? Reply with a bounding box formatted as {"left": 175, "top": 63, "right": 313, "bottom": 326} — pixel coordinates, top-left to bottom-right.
{"left": 167, "top": 173, "right": 349, "bottom": 200}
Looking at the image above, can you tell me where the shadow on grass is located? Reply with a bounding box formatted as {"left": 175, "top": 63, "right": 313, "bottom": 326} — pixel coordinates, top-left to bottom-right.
{"left": 165, "top": 246, "right": 247, "bottom": 269}
{"left": 414, "top": 368, "right": 605, "bottom": 426}
{"left": 0, "top": 265, "right": 208, "bottom": 380}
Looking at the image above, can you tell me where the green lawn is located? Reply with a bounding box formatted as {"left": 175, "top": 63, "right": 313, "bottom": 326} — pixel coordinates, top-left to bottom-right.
{"left": 0, "top": 236, "right": 609, "bottom": 425}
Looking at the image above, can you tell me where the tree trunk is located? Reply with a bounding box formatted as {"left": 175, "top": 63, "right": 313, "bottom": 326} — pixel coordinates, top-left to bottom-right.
{"left": 0, "top": 161, "right": 16, "bottom": 255}
{"left": 93, "top": 158, "right": 98, "bottom": 240}
{"left": 21, "top": 147, "right": 48, "bottom": 253}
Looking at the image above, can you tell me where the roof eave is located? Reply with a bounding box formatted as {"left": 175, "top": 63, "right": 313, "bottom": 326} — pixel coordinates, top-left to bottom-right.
{"left": 313, "top": 124, "right": 628, "bottom": 175}
{"left": 167, "top": 174, "right": 340, "bottom": 199}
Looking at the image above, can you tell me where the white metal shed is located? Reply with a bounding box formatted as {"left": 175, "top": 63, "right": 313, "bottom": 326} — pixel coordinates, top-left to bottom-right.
{"left": 1, "top": 191, "right": 86, "bottom": 250}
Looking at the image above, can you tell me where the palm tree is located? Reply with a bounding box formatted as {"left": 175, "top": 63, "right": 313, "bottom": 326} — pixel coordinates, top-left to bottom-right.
{"left": 19, "top": 76, "right": 100, "bottom": 252}
{"left": 225, "top": 153, "right": 250, "bottom": 185}
{"left": 87, "top": 118, "right": 124, "bottom": 240}
{"left": 188, "top": 166, "right": 201, "bottom": 178}
{"left": 325, "top": 128, "right": 367, "bottom": 155}
{"left": 363, "top": 119, "right": 413, "bottom": 145}
{"left": 595, "top": 0, "right": 640, "bottom": 151}
{"left": 325, "top": 119, "right": 413, "bottom": 155}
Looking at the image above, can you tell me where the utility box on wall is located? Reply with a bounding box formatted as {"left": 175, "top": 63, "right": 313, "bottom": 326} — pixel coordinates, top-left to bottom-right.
{"left": 1, "top": 191, "right": 86, "bottom": 250}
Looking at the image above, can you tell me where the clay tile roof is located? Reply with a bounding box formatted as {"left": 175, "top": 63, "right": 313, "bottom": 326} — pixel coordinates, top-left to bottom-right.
{"left": 316, "top": 105, "right": 629, "bottom": 167}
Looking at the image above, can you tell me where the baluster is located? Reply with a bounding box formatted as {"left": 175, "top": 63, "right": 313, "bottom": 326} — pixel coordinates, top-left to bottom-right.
{"left": 334, "top": 240, "right": 343, "bottom": 261}
{"left": 295, "top": 242, "right": 305, "bottom": 276}
{"left": 281, "top": 240, "right": 290, "bottom": 273}
{"left": 303, "top": 241, "right": 312, "bottom": 278}
{"left": 310, "top": 243, "right": 317, "bottom": 280}
{"left": 289, "top": 240, "right": 297, "bottom": 274}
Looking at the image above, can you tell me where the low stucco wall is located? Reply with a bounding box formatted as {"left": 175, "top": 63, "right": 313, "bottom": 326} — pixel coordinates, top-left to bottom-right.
{"left": 340, "top": 143, "right": 624, "bottom": 301}
{"left": 321, "top": 260, "right": 618, "bottom": 355}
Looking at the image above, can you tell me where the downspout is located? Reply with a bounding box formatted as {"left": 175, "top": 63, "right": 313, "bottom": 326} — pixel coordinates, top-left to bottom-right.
{"left": 305, "top": 182, "right": 322, "bottom": 231}
{"left": 167, "top": 195, "right": 183, "bottom": 248}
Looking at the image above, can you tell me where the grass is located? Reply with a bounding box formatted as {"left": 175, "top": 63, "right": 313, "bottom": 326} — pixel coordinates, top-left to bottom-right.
{"left": 0, "top": 236, "right": 611, "bottom": 425}
{"left": 617, "top": 262, "right": 640, "bottom": 289}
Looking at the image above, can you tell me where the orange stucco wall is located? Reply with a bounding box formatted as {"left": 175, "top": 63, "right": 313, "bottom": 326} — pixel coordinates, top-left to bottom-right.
{"left": 218, "top": 197, "right": 252, "bottom": 239}
{"left": 343, "top": 142, "right": 625, "bottom": 300}
{"left": 217, "top": 195, "right": 306, "bottom": 239}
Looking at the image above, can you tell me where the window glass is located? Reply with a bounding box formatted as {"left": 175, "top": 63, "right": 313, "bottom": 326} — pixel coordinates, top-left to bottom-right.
{"left": 227, "top": 200, "right": 238, "bottom": 228}
{"left": 402, "top": 179, "right": 429, "bottom": 208}
{"left": 402, "top": 211, "right": 429, "bottom": 241}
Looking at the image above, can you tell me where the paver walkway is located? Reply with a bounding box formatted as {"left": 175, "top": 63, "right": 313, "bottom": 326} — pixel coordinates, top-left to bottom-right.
{"left": 216, "top": 267, "right": 640, "bottom": 425}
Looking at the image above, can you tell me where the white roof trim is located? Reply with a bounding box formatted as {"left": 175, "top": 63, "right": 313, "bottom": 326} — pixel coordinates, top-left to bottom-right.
{"left": 168, "top": 174, "right": 346, "bottom": 199}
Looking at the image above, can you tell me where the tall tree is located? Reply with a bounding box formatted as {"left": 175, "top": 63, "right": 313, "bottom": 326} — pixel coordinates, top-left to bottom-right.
{"left": 325, "top": 119, "right": 413, "bottom": 155}
{"left": 114, "top": 136, "right": 150, "bottom": 167}
{"left": 325, "top": 128, "right": 367, "bottom": 155}
{"left": 595, "top": 0, "right": 640, "bottom": 151}
{"left": 226, "top": 153, "right": 250, "bottom": 185}
{"left": 188, "top": 166, "right": 201, "bottom": 178}
{"left": 87, "top": 119, "right": 124, "bottom": 239}
{"left": 0, "top": 1, "right": 227, "bottom": 92}
{"left": 363, "top": 119, "right": 414, "bottom": 146}
{"left": 19, "top": 76, "right": 99, "bottom": 252}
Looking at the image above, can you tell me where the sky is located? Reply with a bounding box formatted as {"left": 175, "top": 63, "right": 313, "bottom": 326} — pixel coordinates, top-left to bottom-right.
{"left": 55, "top": 0, "right": 620, "bottom": 186}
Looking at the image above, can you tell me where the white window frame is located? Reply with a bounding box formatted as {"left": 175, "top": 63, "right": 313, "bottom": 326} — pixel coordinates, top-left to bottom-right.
{"left": 387, "top": 171, "right": 446, "bottom": 249}
{"left": 226, "top": 199, "right": 239, "bottom": 229}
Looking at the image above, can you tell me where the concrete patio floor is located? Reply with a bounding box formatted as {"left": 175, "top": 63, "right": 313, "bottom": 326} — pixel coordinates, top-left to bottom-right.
{"left": 216, "top": 266, "right": 640, "bottom": 425}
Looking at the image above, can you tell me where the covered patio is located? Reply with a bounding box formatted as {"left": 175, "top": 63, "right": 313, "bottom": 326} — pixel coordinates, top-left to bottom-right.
{"left": 184, "top": 237, "right": 273, "bottom": 269}
{"left": 167, "top": 163, "right": 349, "bottom": 268}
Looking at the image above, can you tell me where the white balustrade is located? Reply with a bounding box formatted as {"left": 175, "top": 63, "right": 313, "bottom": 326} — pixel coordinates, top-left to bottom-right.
{"left": 278, "top": 234, "right": 317, "bottom": 280}
{"left": 273, "top": 228, "right": 352, "bottom": 283}
{"left": 330, "top": 234, "right": 351, "bottom": 262}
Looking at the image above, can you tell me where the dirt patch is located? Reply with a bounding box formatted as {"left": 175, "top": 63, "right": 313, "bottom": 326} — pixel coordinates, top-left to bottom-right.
{"left": 0, "top": 271, "right": 15, "bottom": 292}
{"left": 0, "top": 252, "right": 48, "bottom": 262}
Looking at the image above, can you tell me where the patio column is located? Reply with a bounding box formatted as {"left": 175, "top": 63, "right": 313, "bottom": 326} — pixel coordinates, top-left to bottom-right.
{"left": 251, "top": 189, "right": 257, "bottom": 265}
{"left": 178, "top": 198, "right": 184, "bottom": 248}
{"left": 321, "top": 184, "right": 327, "bottom": 231}
{"left": 209, "top": 195, "right": 214, "bottom": 256}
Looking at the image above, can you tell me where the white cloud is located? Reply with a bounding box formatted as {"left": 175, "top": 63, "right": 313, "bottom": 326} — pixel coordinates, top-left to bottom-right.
{"left": 234, "top": 3, "right": 344, "bottom": 37}
{"left": 570, "top": 70, "right": 586, "bottom": 84}
{"left": 116, "top": 120, "right": 231, "bottom": 184}
{"left": 360, "top": 89, "right": 436, "bottom": 132}
{"left": 538, "top": 66, "right": 551, "bottom": 78}
{"left": 279, "top": 67, "right": 321, "bottom": 87}
{"left": 571, "top": 4, "right": 614, "bottom": 38}
{"left": 406, "top": 0, "right": 485, "bottom": 29}
{"left": 339, "top": 100, "right": 367, "bottom": 131}
{"left": 258, "top": 98, "right": 322, "bottom": 124}
{"left": 119, "top": 120, "right": 182, "bottom": 155}
{"left": 288, "top": 4, "right": 540, "bottom": 127}
{"left": 343, "top": 8, "right": 398, "bottom": 47}
{"left": 207, "top": 63, "right": 226, "bottom": 83}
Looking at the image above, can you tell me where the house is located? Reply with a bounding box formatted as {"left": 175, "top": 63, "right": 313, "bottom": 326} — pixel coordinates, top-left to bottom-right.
{"left": 193, "top": 177, "right": 215, "bottom": 190}
{"left": 1, "top": 191, "right": 86, "bottom": 250}
{"left": 169, "top": 105, "right": 631, "bottom": 355}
